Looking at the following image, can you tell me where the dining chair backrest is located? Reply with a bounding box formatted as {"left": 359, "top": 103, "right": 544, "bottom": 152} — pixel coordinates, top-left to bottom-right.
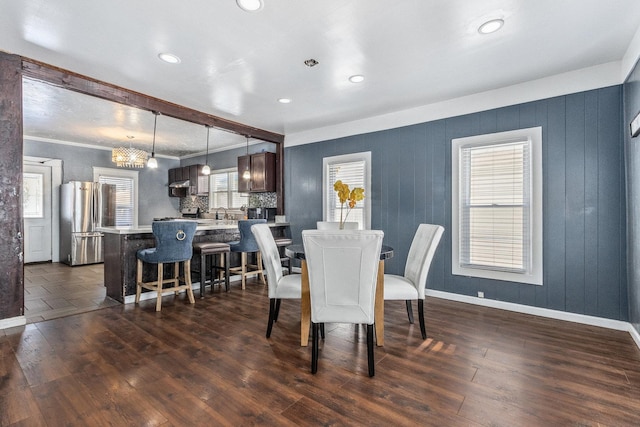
{"left": 316, "top": 221, "right": 359, "bottom": 230}
{"left": 142, "top": 220, "right": 197, "bottom": 263}
{"left": 251, "top": 223, "right": 283, "bottom": 298}
{"left": 302, "top": 229, "right": 383, "bottom": 325}
{"left": 404, "top": 224, "right": 444, "bottom": 299}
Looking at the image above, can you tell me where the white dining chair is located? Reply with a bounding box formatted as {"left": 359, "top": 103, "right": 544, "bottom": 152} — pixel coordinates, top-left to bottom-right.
{"left": 384, "top": 223, "right": 444, "bottom": 339}
{"left": 251, "top": 223, "right": 301, "bottom": 338}
{"left": 316, "top": 221, "right": 359, "bottom": 230}
{"left": 302, "top": 229, "right": 383, "bottom": 377}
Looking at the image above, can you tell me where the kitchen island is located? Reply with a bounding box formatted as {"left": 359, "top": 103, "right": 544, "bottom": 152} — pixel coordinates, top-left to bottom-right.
{"left": 100, "top": 221, "right": 290, "bottom": 303}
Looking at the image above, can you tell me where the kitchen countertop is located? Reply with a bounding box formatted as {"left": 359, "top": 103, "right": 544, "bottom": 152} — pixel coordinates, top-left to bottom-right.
{"left": 98, "top": 220, "right": 289, "bottom": 235}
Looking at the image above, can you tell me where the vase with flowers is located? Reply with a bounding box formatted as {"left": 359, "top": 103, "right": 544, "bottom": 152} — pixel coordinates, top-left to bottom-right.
{"left": 333, "top": 180, "right": 365, "bottom": 229}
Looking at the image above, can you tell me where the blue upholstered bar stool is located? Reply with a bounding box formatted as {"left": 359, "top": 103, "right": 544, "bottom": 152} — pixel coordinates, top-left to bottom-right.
{"left": 228, "top": 219, "right": 266, "bottom": 289}
{"left": 136, "top": 220, "right": 197, "bottom": 311}
{"left": 193, "top": 241, "right": 230, "bottom": 296}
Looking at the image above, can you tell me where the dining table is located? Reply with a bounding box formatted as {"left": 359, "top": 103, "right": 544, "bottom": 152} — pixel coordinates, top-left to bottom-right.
{"left": 285, "top": 244, "right": 394, "bottom": 347}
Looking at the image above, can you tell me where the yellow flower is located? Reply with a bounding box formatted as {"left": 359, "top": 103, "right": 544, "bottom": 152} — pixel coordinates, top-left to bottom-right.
{"left": 334, "top": 180, "right": 365, "bottom": 228}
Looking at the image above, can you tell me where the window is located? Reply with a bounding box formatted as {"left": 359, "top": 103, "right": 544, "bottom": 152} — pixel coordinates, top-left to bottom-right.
{"left": 323, "top": 152, "right": 371, "bottom": 230}
{"left": 93, "top": 167, "right": 138, "bottom": 228}
{"left": 452, "top": 127, "right": 542, "bottom": 285}
{"left": 208, "top": 168, "right": 247, "bottom": 209}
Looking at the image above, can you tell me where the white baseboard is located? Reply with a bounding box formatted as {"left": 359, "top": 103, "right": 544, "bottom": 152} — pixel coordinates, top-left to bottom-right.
{"left": 426, "top": 289, "right": 629, "bottom": 330}
{"left": 426, "top": 290, "right": 640, "bottom": 350}
{"left": 0, "top": 315, "right": 26, "bottom": 330}
{"left": 629, "top": 323, "right": 640, "bottom": 350}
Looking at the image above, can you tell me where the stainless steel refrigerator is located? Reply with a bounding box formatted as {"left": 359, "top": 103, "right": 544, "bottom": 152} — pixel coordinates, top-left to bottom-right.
{"left": 60, "top": 181, "right": 116, "bottom": 266}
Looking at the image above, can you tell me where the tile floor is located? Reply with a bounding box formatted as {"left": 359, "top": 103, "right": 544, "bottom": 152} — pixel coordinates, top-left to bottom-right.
{"left": 23, "top": 262, "right": 119, "bottom": 323}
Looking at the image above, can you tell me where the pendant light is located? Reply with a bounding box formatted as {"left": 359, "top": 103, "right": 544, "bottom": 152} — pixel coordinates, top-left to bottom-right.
{"left": 202, "top": 125, "right": 211, "bottom": 175}
{"left": 242, "top": 136, "right": 251, "bottom": 180}
{"left": 146, "top": 112, "right": 159, "bottom": 169}
{"left": 112, "top": 136, "right": 148, "bottom": 168}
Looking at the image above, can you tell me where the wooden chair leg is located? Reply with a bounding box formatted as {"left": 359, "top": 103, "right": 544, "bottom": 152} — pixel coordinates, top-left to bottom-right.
{"left": 274, "top": 299, "right": 281, "bottom": 321}
{"left": 156, "top": 262, "right": 163, "bottom": 312}
{"left": 311, "top": 323, "right": 319, "bottom": 374}
{"left": 367, "top": 324, "right": 375, "bottom": 377}
{"left": 405, "top": 300, "right": 414, "bottom": 324}
{"left": 418, "top": 299, "right": 427, "bottom": 339}
{"left": 266, "top": 298, "right": 277, "bottom": 338}
{"left": 257, "top": 251, "right": 266, "bottom": 284}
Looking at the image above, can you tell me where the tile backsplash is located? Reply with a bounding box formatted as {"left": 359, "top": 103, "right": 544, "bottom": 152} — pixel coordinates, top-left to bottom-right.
{"left": 249, "top": 193, "right": 277, "bottom": 208}
{"left": 180, "top": 192, "right": 276, "bottom": 213}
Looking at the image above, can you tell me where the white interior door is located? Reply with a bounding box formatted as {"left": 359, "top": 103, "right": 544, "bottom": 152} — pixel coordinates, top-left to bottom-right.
{"left": 23, "top": 163, "right": 52, "bottom": 263}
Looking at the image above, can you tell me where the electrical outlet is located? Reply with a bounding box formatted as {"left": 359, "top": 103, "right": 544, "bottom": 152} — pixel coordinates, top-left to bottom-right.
{"left": 477, "top": 291, "right": 484, "bottom": 298}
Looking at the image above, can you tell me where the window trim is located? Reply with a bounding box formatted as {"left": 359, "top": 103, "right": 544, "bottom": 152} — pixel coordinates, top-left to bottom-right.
{"left": 322, "top": 152, "right": 372, "bottom": 230}
{"left": 93, "top": 167, "right": 139, "bottom": 228}
{"left": 451, "top": 127, "right": 543, "bottom": 285}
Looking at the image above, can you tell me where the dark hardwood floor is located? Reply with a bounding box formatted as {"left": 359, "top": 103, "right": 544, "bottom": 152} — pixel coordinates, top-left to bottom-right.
{"left": 2, "top": 274, "right": 640, "bottom": 426}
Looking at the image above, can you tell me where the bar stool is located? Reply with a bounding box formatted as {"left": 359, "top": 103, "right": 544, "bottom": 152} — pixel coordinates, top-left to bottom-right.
{"left": 229, "top": 219, "right": 266, "bottom": 289}
{"left": 193, "top": 241, "right": 230, "bottom": 296}
{"left": 274, "top": 237, "right": 293, "bottom": 274}
{"left": 136, "top": 221, "right": 197, "bottom": 312}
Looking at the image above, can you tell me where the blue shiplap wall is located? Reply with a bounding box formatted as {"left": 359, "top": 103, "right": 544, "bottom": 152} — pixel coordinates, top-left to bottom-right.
{"left": 285, "top": 86, "right": 627, "bottom": 321}
{"left": 624, "top": 60, "right": 640, "bottom": 334}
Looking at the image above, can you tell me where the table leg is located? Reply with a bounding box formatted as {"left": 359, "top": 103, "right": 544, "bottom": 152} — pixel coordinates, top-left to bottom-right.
{"left": 375, "top": 260, "right": 384, "bottom": 346}
{"left": 300, "top": 260, "right": 310, "bottom": 347}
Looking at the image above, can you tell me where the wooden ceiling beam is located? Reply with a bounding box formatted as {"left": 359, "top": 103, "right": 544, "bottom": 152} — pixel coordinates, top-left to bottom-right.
{"left": 21, "top": 58, "right": 284, "bottom": 144}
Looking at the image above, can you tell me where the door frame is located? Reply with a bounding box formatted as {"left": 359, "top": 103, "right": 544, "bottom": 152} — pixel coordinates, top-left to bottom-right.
{"left": 24, "top": 156, "right": 62, "bottom": 263}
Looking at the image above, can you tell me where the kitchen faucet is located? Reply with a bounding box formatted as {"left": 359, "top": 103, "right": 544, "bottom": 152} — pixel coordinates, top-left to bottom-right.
{"left": 215, "top": 207, "right": 228, "bottom": 220}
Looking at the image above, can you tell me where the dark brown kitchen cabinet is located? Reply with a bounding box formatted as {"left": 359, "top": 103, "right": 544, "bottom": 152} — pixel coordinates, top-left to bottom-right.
{"left": 238, "top": 152, "right": 276, "bottom": 192}
{"left": 168, "top": 164, "right": 209, "bottom": 197}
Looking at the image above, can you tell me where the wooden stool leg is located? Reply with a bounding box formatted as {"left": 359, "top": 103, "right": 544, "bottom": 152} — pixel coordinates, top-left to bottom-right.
{"left": 223, "top": 253, "right": 230, "bottom": 292}
{"left": 156, "top": 262, "right": 164, "bottom": 312}
{"left": 241, "top": 252, "right": 247, "bottom": 290}
{"left": 174, "top": 262, "right": 180, "bottom": 295}
{"left": 136, "top": 259, "right": 143, "bottom": 304}
{"left": 184, "top": 260, "right": 195, "bottom": 304}
{"left": 200, "top": 252, "right": 207, "bottom": 298}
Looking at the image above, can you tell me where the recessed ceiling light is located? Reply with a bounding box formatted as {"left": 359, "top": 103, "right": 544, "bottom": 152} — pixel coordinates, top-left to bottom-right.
{"left": 236, "top": 0, "right": 263, "bottom": 12}
{"left": 278, "top": 98, "right": 291, "bottom": 104}
{"left": 349, "top": 75, "right": 365, "bottom": 83}
{"left": 304, "top": 58, "right": 319, "bottom": 67}
{"left": 478, "top": 19, "right": 504, "bottom": 34}
{"left": 158, "top": 53, "right": 181, "bottom": 64}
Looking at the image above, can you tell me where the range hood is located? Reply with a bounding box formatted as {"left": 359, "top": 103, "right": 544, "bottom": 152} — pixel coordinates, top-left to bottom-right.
{"left": 169, "top": 179, "right": 190, "bottom": 188}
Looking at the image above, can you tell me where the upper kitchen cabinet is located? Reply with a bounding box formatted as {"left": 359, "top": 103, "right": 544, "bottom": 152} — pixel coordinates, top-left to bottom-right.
{"left": 238, "top": 152, "right": 276, "bottom": 192}
{"left": 168, "top": 165, "right": 209, "bottom": 197}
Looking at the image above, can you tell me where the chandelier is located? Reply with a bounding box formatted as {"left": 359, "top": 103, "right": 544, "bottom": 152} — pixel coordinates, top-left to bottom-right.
{"left": 112, "top": 136, "right": 148, "bottom": 168}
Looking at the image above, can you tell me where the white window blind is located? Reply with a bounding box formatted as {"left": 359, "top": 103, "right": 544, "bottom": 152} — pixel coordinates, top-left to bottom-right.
{"left": 209, "top": 169, "right": 247, "bottom": 209}
{"left": 98, "top": 176, "right": 134, "bottom": 227}
{"left": 452, "top": 127, "right": 543, "bottom": 286}
{"left": 460, "top": 140, "right": 530, "bottom": 272}
{"left": 323, "top": 152, "right": 371, "bottom": 230}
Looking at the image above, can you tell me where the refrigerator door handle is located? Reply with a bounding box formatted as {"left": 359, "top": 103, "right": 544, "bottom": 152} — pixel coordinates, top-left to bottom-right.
{"left": 93, "top": 184, "right": 100, "bottom": 229}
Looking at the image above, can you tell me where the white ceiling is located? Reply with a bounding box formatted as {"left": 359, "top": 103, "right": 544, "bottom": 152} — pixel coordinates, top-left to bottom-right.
{"left": 3, "top": 0, "right": 640, "bottom": 158}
